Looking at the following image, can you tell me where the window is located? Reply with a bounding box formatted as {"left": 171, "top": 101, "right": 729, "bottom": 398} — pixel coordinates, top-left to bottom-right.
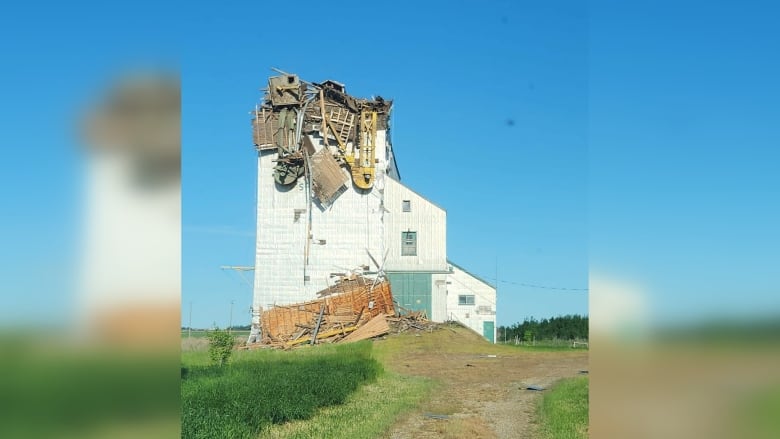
{"left": 401, "top": 231, "right": 417, "bottom": 256}
{"left": 402, "top": 200, "right": 411, "bottom": 212}
{"left": 458, "top": 295, "right": 475, "bottom": 306}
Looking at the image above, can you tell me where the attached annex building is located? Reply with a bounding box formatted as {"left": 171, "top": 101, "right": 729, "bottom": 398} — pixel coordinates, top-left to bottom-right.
{"left": 250, "top": 73, "right": 496, "bottom": 342}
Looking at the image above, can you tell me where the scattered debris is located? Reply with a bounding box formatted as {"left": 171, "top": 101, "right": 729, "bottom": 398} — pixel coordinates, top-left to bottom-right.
{"left": 423, "top": 413, "right": 450, "bottom": 420}
{"left": 578, "top": 370, "right": 589, "bottom": 374}
{"left": 243, "top": 275, "right": 396, "bottom": 349}
{"left": 386, "top": 307, "right": 438, "bottom": 333}
{"left": 242, "top": 273, "right": 444, "bottom": 350}
{"left": 525, "top": 385, "right": 545, "bottom": 391}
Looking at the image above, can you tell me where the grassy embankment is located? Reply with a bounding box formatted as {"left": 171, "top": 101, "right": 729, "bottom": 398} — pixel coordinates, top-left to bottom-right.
{"left": 536, "top": 376, "right": 589, "bottom": 439}
{"left": 181, "top": 341, "right": 432, "bottom": 439}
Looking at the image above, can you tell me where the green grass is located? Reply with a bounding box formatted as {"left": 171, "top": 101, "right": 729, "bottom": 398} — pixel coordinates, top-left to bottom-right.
{"left": 0, "top": 339, "right": 179, "bottom": 439}
{"left": 499, "top": 339, "right": 589, "bottom": 352}
{"left": 182, "top": 330, "right": 251, "bottom": 339}
{"left": 260, "top": 372, "right": 433, "bottom": 438}
{"left": 735, "top": 384, "right": 780, "bottom": 439}
{"left": 182, "top": 342, "right": 392, "bottom": 439}
{"left": 537, "top": 377, "right": 589, "bottom": 439}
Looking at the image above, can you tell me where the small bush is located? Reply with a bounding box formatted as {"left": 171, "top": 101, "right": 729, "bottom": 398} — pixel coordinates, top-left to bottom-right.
{"left": 206, "top": 329, "right": 235, "bottom": 366}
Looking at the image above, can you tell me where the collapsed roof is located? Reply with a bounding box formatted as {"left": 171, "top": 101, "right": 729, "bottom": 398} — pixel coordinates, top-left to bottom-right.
{"left": 251, "top": 70, "right": 393, "bottom": 206}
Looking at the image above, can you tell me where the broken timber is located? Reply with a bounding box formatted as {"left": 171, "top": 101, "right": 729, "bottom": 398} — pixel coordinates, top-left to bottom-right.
{"left": 250, "top": 70, "right": 392, "bottom": 199}
{"left": 243, "top": 274, "right": 442, "bottom": 350}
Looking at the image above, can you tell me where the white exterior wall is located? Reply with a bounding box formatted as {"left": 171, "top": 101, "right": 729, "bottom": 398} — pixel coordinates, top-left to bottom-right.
{"left": 253, "top": 131, "right": 390, "bottom": 315}
{"left": 251, "top": 107, "right": 497, "bottom": 343}
{"left": 446, "top": 263, "right": 497, "bottom": 343}
{"left": 431, "top": 273, "right": 449, "bottom": 322}
{"left": 383, "top": 178, "right": 448, "bottom": 272}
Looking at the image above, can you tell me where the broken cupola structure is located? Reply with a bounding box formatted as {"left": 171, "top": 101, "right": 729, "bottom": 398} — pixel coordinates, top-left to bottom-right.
{"left": 250, "top": 71, "right": 497, "bottom": 343}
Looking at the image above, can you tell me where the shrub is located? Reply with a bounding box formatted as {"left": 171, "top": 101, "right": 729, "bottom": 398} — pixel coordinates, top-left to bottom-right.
{"left": 206, "top": 329, "right": 235, "bottom": 366}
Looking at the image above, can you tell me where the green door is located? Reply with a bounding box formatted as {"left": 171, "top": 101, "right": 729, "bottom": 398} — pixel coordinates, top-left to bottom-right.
{"left": 387, "top": 272, "right": 432, "bottom": 318}
{"left": 483, "top": 321, "right": 495, "bottom": 343}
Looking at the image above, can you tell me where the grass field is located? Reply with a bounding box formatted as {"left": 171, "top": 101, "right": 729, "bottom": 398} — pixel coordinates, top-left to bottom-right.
{"left": 499, "top": 339, "right": 589, "bottom": 352}
{"left": 536, "top": 377, "right": 589, "bottom": 439}
{"left": 182, "top": 330, "right": 251, "bottom": 339}
{"left": 182, "top": 325, "right": 588, "bottom": 438}
{"left": 181, "top": 341, "right": 431, "bottom": 439}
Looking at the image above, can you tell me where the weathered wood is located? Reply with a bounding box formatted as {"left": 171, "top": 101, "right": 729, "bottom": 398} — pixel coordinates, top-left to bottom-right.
{"left": 311, "top": 303, "right": 326, "bottom": 345}
{"left": 340, "top": 313, "right": 389, "bottom": 343}
{"left": 288, "top": 325, "right": 357, "bottom": 347}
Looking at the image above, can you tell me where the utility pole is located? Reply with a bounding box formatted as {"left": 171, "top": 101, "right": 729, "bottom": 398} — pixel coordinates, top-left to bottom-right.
{"left": 220, "top": 265, "right": 255, "bottom": 338}
{"left": 188, "top": 301, "right": 193, "bottom": 339}
{"left": 229, "top": 300, "right": 234, "bottom": 334}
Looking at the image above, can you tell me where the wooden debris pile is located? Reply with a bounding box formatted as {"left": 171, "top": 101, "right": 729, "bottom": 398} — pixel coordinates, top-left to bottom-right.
{"left": 251, "top": 276, "right": 395, "bottom": 349}
{"left": 387, "top": 308, "right": 439, "bottom": 334}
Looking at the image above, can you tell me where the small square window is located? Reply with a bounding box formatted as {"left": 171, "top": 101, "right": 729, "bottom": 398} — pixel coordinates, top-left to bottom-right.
{"left": 401, "top": 231, "right": 417, "bottom": 256}
{"left": 458, "top": 295, "right": 475, "bottom": 306}
{"left": 402, "top": 200, "right": 411, "bottom": 212}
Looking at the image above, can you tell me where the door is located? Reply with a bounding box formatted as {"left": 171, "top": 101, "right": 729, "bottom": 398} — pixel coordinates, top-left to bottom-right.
{"left": 387, "top": 272, "right": 432, "bottom": 318}
{"left": 483, "top": 321, "right": 495, "bottom": 343}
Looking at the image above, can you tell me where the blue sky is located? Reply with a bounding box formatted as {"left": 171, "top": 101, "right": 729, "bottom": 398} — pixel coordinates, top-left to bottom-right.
{"left": 590, "top": 0, "right": 780, "bottom": 326}
{"left": 2, "top": 1, "right": 776, "bottom": 330}
{"left": 180, "top": 1, "right": 588, "bottom": 328}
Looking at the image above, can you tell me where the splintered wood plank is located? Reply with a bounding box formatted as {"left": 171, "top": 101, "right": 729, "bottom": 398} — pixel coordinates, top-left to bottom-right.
{"left": 339, "top": 313, "right": 389, "bottom": 344}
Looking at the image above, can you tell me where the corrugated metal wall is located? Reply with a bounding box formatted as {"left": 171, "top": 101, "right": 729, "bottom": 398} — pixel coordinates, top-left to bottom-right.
{"left": 253, "top": 132, "right": 390, "bottom": 316}
{"left": 383, "top": 178, "right": 448, "bottom": 272}
{"left": 446, "top": 264, "right": 497, "bottom": 343}
{"left": 387, "top": 272, "right": 433, "bottom": 317}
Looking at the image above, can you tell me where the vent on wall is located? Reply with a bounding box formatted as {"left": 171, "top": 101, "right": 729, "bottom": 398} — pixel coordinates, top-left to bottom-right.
{"left": 402, "top": 200, "right": 411, "bottom": 212}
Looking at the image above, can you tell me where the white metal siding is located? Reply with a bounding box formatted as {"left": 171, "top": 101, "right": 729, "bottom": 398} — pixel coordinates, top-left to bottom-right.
{"left": 383, "top": 178, "right": 447, "bottom": 272}
{"left": 446, "top": 264, "right": 497, "bottom": 342}
{"left": 253, "top": 132, "right": 391, "bottom": 315}
{"left": 431, "top": 273, "right": 448, "bottom": 322}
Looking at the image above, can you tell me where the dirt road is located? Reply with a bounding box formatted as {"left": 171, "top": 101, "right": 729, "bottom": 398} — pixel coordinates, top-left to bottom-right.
{"left": 375, "top": 327, "right": 588, "bottom": 439}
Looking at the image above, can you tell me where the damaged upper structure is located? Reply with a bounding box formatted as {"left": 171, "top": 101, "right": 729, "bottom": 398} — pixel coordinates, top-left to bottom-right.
{"left": 250, "top": 70, "right": 497, "bottom": 343}
{"left": 252, "top": 73, "right": 392, "bottom": 202}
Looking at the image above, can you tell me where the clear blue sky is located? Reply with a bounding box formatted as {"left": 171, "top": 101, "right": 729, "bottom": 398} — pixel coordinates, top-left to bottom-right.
{"left": 180, "top": 1, "right": 589, "bottom": 328}
{"left": 590, "top": 1, "right": 780, "bottom": 326}
{"left": 2, "top": 1, "right": 776, "bottom": 330}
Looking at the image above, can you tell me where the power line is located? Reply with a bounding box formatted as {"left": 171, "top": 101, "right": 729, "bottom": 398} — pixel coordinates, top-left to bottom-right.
{"left": 478, "top": 274, "right": 589, "bottom": 292}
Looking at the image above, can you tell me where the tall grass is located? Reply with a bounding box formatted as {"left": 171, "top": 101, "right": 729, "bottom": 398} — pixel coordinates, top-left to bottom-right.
{"left": 537, "top": 377, "right": 589, "bottom": 439}
{"left": 181, "top": 342, "right": 382, "bottom": 439}
{"left": 260, "top": 372, "right": 432, "bottom": 438}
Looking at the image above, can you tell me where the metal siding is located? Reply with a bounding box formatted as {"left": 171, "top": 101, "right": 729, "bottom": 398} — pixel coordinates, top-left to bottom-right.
{"left": 446, "top": 264, "right": 497, "bottom": 342}
{"left": 387, "top": 272, "right": 432, "bottom": 317}
{"left": 383, "top": 178, "right": 447, "bottom": 272}
{"left": 253, "top": 132, "right": 391, "bottom": 321}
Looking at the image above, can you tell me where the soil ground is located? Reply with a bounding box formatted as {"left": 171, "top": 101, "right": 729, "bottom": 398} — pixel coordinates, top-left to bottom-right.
{"left": 374, "top": 325, "right": 588, "bottom": 439}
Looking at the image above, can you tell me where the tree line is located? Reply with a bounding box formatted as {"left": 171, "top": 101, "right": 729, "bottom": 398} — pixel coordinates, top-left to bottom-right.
{"left": 498, "top": 314, "right": 588, "bottom": 342}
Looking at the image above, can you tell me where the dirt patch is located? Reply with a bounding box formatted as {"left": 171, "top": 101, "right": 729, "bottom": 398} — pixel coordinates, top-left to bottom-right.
{"left": 376, "top": 327, "right": 588, "bottom": 439}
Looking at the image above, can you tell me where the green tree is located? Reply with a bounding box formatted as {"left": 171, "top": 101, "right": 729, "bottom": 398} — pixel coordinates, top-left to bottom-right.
{"left": 207, "top": 328, "right": 235, "bottom": 366}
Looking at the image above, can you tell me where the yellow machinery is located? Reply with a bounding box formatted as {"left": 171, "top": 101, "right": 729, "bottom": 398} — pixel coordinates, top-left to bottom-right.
{"left": 319, "top": 87, "right": 378, "bottom": 190}
{"left": 352, "top": 110, "right": 377, "bottom": 189}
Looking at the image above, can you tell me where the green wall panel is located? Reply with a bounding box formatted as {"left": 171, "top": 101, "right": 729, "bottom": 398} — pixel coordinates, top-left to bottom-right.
{"left": 387, "top": 272, "right": 432, "bottom": 318}
{"left": 483, "top": 321, "right": 495, "bottom": 343}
